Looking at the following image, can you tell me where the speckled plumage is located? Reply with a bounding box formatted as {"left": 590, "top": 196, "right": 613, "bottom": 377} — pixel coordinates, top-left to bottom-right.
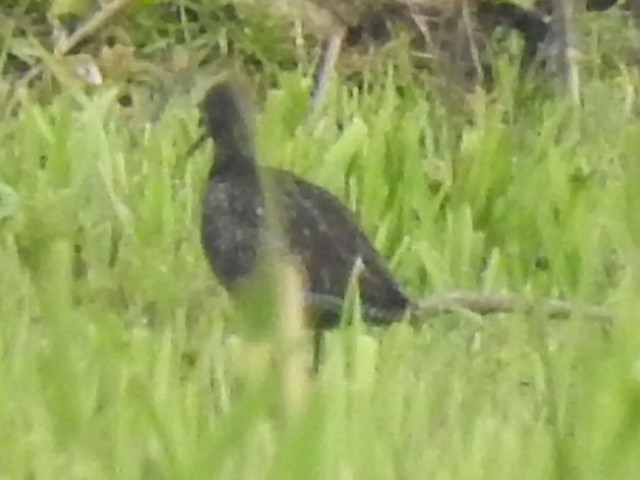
{"left": 199, "top": 82, "right": 410, "bottom": 328}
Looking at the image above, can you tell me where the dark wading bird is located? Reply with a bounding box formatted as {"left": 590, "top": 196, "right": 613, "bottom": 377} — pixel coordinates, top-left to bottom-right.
{"left": 198, "top": 81, "right": 410, "bottom": 365}
{"left": 196, "top": 80, "right": 611, "bottom": 368}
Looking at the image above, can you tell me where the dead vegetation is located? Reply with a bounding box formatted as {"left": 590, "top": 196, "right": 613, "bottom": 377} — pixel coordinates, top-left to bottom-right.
{"left": 1, "top": 0, "right": 637, "bottom": 115}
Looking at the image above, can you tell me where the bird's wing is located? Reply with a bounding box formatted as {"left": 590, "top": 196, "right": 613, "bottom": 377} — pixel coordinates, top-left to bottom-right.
{"left": 267, "top": 169, "right": 410, "bottom": 318}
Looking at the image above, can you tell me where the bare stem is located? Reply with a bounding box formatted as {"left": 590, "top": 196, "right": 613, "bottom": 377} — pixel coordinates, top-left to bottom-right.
{"left": 550, "top": 0, "right": 581, "bottom": 104}
{"left": 310, "top": 29, "right": 346, "bottom": 115}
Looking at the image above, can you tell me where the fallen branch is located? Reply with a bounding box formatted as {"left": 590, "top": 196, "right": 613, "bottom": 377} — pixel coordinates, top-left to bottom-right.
{"left": 413, "top": 290, "right": 612, "bottom": 323}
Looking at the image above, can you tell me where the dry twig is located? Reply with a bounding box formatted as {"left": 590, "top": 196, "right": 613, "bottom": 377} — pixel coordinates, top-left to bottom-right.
{"left": 414, "top": 290, "right": 612, "bottom": 323}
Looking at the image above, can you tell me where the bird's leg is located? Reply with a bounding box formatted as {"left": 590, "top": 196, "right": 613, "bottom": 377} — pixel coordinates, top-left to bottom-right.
{"left": 310, "top": 28, "right": 346, "bottom": 115}
{"left": 311, "top": 328, "right": 325, "bottom": 374}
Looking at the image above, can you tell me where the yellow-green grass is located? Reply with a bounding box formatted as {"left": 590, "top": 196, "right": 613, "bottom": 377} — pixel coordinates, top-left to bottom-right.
{"left": 1, "top": 44, "right": 640, "bottom": 479}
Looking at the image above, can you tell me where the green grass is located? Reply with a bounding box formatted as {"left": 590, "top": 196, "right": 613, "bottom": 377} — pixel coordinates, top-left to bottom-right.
{"left": 3, "top": 36, "right": 640, "bottom": 479}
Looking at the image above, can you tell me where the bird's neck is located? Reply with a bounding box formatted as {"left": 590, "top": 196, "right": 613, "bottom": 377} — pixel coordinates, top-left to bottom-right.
{"left": 210, "top": 141, "right": 259, "bottom": 178}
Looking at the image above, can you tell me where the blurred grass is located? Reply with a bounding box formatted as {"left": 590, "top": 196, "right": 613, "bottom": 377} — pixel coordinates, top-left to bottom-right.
{"left": 2, "top": 1, "right": 640, "bottom": 479}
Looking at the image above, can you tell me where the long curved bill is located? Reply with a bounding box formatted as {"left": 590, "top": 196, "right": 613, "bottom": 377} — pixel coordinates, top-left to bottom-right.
{"left": 185, "top": 132, "right": 208, "bottom": 158}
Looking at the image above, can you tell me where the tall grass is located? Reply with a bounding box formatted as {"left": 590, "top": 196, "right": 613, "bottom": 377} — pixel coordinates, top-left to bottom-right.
{"left": 1, "top": 44, "right": 640, "bottom": 479}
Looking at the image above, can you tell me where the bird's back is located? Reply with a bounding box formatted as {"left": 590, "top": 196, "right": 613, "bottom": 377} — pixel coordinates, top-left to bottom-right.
{"left": 266, "top": 168, "right": 411, "bottom": 325}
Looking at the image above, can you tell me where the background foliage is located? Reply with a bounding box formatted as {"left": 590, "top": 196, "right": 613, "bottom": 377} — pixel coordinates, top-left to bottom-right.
{"left": 1, "top": 1, "right": 640, "bottom": 479}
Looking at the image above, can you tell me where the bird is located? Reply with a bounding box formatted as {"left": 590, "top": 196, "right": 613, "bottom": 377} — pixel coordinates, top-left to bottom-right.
{"left": 198, "top": 80, "right": 411, "bottom": 359}
{"left": 195, "top": 78, "right": 613, "bottom": 367}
